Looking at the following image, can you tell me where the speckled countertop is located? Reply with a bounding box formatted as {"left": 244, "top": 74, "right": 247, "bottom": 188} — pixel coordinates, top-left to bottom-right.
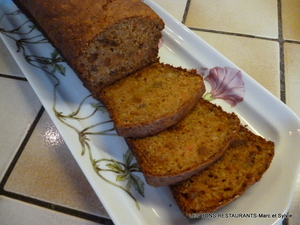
{"left": 0, "top": 0, "right": 299, "bottom": 225}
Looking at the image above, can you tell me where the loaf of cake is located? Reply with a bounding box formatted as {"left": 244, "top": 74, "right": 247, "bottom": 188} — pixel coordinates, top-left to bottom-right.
{"left": 100, "top": 62, "right": 206, "bottom": 138}
{"left": 125, "top": 99, "right": 241, "bottom": 187}
{"left": 170, "top": 125, "right": 275, "bottom": 218}
{"left": 12, "top": 0, "right": 165, "bottom": 100}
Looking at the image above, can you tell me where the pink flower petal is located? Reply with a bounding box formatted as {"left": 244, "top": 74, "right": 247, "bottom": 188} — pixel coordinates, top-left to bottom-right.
{"left": 158, "top": 38, "right": 164, "bottom": 49}
{"left": 204, "top": 67, "right": 245, "bottom": 107}
{"left": 196, "top": 67, "right": 208, "bottom": 76}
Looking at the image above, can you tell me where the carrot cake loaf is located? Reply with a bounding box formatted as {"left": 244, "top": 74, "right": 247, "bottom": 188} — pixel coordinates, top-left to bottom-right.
{"left": 13, "top": 0, "right": 165, "bottom": 99}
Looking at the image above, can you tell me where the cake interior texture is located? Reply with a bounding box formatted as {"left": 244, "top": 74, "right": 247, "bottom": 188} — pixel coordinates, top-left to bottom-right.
{"left": 78, "top": 16, "right": 164, "bottom": 97}
{"left": 126, "top": 99, "right": 240, "bottom": 186}
{"left": 101, "top": 63, "right": 204, "bottom": 126}
{"left": 170, "top": 126, "right": 275, "bottom": 217}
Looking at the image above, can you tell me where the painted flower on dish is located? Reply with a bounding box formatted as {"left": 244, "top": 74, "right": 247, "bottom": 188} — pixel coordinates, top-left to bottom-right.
{"left": 202, "top": 66, "right": 245, "bottom": 107}
{"left": 158, "top": 38, "right": 164, "bottom": 49}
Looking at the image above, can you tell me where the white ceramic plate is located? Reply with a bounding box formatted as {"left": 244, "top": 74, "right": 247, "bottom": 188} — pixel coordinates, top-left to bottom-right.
{"left": 1, "top": 0, "right": 300, "bottom": 224}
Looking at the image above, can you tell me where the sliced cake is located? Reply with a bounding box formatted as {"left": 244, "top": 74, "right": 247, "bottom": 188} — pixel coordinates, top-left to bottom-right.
{"left": 100, "top": 62, "right": 206, "bottom": 138}
{"left": 125, "top": 99, "right": 241, "bottom": 187}
{"left": 170, "top": 125, "right": 275, "bottom": 218}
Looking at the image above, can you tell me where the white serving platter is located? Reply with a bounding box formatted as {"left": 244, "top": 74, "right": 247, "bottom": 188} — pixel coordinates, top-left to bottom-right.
{"left": 1, "top": 0, "right": 300, "bottom": 224}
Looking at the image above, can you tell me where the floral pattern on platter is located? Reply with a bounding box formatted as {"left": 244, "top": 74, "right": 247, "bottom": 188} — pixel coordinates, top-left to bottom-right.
{"left": 199, "top": 66, "right": 245, "bottom": 107}
{"left": 0, "top": 9, "right": 144, "bottom": 209}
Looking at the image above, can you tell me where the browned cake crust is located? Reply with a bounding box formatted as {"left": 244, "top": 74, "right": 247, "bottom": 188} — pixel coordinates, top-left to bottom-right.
{"left": 126, "top": 99, "right": 241, "bottom": 187}
{"left": 12, "top": 0, "right": 164, "bottom": 100}
{"left": 100, "top": 62, "right": 206, "bottom": 138}
{"left": 170, "top": 125, "right": 275, "bottom": 218}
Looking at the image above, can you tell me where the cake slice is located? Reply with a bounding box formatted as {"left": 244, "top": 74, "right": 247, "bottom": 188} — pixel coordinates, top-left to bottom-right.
{"left": 100, "top": 62, "right": 206, "bottom": 138}
{"left": 125, "top": 99, "right": 240, "bottom": 187}
{"left": 170, "top": 125, "right": 275, "bottom": 218}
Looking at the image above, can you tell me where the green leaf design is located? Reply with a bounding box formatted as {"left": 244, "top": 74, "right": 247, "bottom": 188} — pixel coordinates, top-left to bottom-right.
{"left": 202, "top": 92, "right": 215, "bottom": 101}
{"left": 91, "top": 150, "right": 145, "bottom": 209}
{"left": 90, "top": 102, "right": 108, "bottom": 113}
{"left": 116, "top": 173, "right": 130, "bottom": 182}
{"left": 106, "top": 159, "right": 123, "bottom": 172}
{"left": 0, "top": 8, "right": 145, "bottom": 210}
{"left": 123, "top": 148, "right": 134, "bottom": 167}
{"left": 129, "top": 162, "right": 140, "bottom": 172}
{"left": 28, "top": 24, "right": 37, "bottom": 30}
{"left": 129, "top": 174, "right": 145, "bottom": 197}
{"left": 51, "top": 50, "right": 59, "bottom": 59}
